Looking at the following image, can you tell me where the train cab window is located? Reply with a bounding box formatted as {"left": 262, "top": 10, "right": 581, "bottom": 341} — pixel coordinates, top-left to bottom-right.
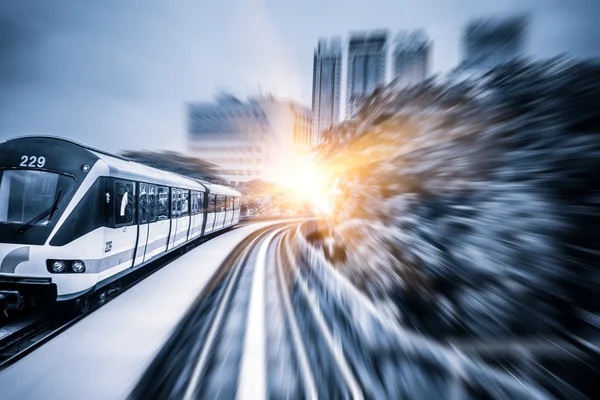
{"left": 157, "top": 186, "right": 169, "bottom": 220}
{"left": 114, "top": 181, "right": 135, "bottom": 226}
{"left": 0, "top": 170, "right": 75, "bottom": 226}
{"left": 208, "top": 194, "right": 216, "bottom": 212}
{"left": 149, "top": 185, "right": 158, "bottom": 222}
{"left": 181, "top": 191, "right": 189, "bottom": 217}
{"left": 139, "top": 183, "right": 148, "bottom": 224}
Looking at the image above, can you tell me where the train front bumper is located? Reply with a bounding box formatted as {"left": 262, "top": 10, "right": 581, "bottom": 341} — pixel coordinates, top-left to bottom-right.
{"left": 0, "top": 275, "right": 57, "bottom": 310}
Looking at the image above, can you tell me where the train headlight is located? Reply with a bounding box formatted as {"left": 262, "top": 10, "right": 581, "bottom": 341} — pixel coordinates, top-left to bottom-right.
{"left": 71, "top": 260, "right": 86, "bottom": 273}
{"left": 52, "top": 260, "right": 66, "bottom": 273}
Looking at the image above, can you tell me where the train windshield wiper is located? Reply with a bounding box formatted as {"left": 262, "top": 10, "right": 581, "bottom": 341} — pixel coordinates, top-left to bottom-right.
{"left": 17, "top": 189, "right": 63, "bottom": 234}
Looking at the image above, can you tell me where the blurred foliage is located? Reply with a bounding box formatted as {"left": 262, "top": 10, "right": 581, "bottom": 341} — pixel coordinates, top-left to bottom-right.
{"left": 121, "top": 150, "right": 227, "bottom": 184}
{"left": 236, "top": 179, "right": 311, "bottom": 217}
{"left": 319, "top": 57, "right": 600, "bottom": 345}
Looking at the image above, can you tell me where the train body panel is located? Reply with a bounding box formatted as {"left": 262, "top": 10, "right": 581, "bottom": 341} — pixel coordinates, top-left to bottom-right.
{"left": 0, "top": 136, "right": 242, "bottom": 309}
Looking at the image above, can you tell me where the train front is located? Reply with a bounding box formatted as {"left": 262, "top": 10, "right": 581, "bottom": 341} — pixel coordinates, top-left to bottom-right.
{"left": 0, "top": 137, "right": 99, "bottom": 313}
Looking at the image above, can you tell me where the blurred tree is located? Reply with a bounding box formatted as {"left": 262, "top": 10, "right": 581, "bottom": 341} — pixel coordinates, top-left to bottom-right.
{"left": 236, "top": 179, "right": 310, "bottom": 217}
{"left": 120, "top": 150, "right": 227, "bottom": 184}
{"left": 318, "top": 57, "right": 600, "bottom": 350}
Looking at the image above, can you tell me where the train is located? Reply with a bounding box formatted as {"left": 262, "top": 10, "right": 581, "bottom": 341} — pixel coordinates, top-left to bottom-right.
{"left": 0, "top": 136, "right": 241, "bottom": 313}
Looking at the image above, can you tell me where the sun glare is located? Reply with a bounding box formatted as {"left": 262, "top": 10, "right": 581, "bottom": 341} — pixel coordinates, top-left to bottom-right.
{"left": 292, "top": 162, "right": 333, "bottom": 213}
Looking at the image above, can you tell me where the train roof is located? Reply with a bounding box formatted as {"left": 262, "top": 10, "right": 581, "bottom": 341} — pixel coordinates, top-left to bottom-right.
{"left": 96, "top": 151, "right": 206, "bottom": 191}
{"left": 198, "top": 181, "right": 242, "bottom": 197}
{"left": 3, "top": 136, "right": 240, "bottom": 196}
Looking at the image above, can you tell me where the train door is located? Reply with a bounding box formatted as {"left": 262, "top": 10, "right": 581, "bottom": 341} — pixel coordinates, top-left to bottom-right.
{"left": 147, "top": 185, "right": 170, "bottom": 259}
{"left": 189, "top": 191, "right": 196, "bottom": 239}
{"left": 223, "top": 196, "right": 230, "bottom": 227}
{"left": 233, "top": 197, "right": 240, "bottom": 224}
{"left": 215, "top": 194, "right": 225, "bottom": 229}
{"left": 168, "top": 188, "right": 180, "bottom": 250}
{"left": 100, "top": 179, "right": 138, "bottom": 282}
{"left": 222, "top": 195, "right": 228, "bottom": 228}
{"left": 205, "top": 193, "right": 216, "bottom": 234}
{"left": 228, "top": 196, "right": 235, "bottom": 225}
{"left": 189, "top": 191, "right": 203, "bottom": 240}
{"left": 197, "top": 191, "right": 206, "bottom": 237}
{"left": 178, "top": 190, "right": 190, "bottom": 246}
{"left": 235, "top": 196, "right": 241, "bottom": 223}
{"left": 134, "top": 183, "right": 150, "bottom": 267}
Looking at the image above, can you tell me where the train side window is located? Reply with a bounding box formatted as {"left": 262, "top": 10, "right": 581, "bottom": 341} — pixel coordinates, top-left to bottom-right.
{"left": 149, "top": 185, "right": 158, "bottom": 222}
{"left": 171, "top": 189, "right": 178, "bottom": 218}
{"left": 198, "top": 192, "right": 204, "bottom": 213}
{"left": 114, "top": 181, "right": 135, "bottom": 226}
{"left": 181, "top": 190, "right": 189, "bottom": 217}
{"left": 139, "top": 183, "right": 148, "bottom": 224}
{"left": 157, "top": 186, "right": 169, "bottom": 220}
{"left": 209, "top": 194, "right": 216, "bottom": 212}
{"left": 178, "top": 189, "right": 183, "bottom": 215}
{"left": 190, "top": 191, "right": 196, "bottom": 215}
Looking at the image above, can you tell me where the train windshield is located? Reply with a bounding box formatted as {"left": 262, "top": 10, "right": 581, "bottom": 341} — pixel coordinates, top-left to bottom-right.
{"left": 0, "top": 169, "right": 74, "bottom": 226}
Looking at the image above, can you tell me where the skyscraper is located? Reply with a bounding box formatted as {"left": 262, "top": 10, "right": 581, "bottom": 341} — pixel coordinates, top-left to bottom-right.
{"left": 311, "top": 38, "right": 342, "bottom": 143}
{"left": 393, "top": 30, "right": 430, "bottom": 88}
{"left": 346, "top": 31, "right": 388, "bottom": 119}
{"left": 461, "top": 16, "right": 527, "bottom": 72}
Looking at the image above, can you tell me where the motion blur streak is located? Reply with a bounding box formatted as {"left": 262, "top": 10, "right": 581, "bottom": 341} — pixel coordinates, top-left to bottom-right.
{"left": 1, "top": 1, "right": 599, "bottom": 399}
{"left": 315, "top": 57, "right": 600, "bottom": 398}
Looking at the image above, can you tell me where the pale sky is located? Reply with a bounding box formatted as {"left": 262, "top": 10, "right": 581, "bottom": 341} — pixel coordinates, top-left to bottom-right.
{"left": 1, "top": 0, "right": 598, "bottom": 152}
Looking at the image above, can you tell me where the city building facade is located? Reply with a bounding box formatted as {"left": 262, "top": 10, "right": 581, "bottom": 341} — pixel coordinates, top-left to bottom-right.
{"left": 393, "top": 30, "right": 430, "bottom": 88}
{"left": 311, "top": 38, "right": 342, "bottom": 144}
{"left": 187, "top": 94, "right": 312, "bottom": 186}
{"left": 346, "top": 31, "right": 388, "bottom": 119}
{"left": 461, "top": 16, "right": 527, "bottom": 72}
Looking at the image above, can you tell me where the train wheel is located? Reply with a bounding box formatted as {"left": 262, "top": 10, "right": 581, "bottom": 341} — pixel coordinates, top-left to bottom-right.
{"left": 73, "top": 294, "right": 92, "bottom": 315}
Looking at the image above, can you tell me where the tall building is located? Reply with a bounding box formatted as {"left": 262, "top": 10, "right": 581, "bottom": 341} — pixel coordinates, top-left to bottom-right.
{"left": 393, "top": 30, "right": 430, "bottom": 88}
{"left": 461, "top": 16, "right": 527, "bottom": 72}
{"left": 311, "top": 38, "right": 342, "bottom": 144}
{"left": 346, "top": 31, "right": 388, "bottom": 119}
{"left": 187, "top": 94, "right": 312, "bottom": 186}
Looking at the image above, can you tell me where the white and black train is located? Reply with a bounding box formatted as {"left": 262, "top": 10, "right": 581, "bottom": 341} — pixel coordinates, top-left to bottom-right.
{"left": 0, "top": 136, "right": 241, "bottom": 313}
